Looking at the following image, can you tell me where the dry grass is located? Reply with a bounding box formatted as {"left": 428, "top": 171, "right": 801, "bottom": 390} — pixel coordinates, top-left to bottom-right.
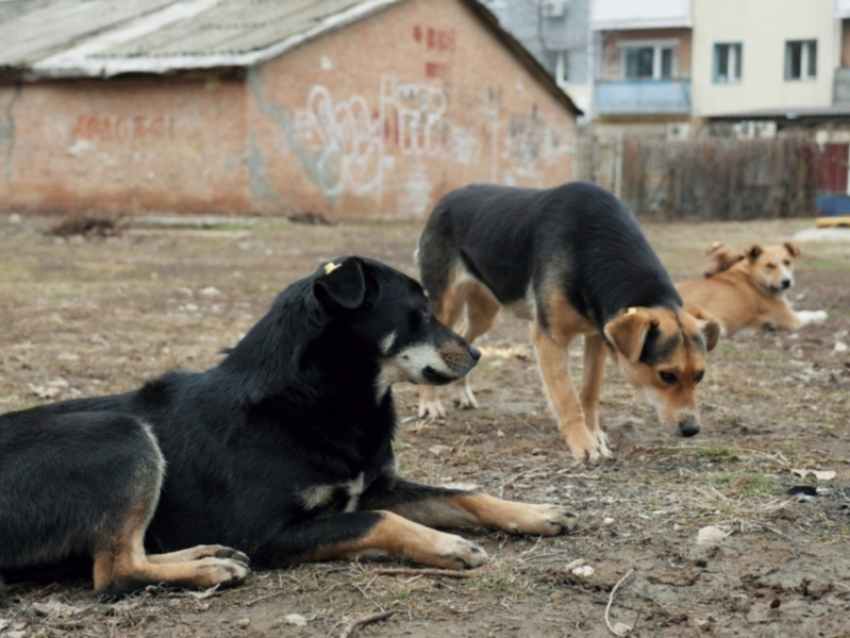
{"left": 1, "top": 213, "right": 849, "bottom": 636}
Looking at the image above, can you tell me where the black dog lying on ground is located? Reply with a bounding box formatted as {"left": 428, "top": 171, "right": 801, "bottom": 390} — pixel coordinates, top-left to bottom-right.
{"left": 0, "top": 257, "right": 576, "bottom": 597}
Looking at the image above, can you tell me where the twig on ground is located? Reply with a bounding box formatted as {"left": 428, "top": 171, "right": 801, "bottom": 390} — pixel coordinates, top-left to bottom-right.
{"left": 370, "top": 567, "right": 474, "bottom": 579}
{"left": 604, "top": 568, "right": 635, "bottom": 636}
{"left": 339, "top": 610, "right": 394, "bottom": 638}
{"left": 759, "top": 523, "right": 793, "bottom": 540}
{"left": 242, "top": 589, "right": 289, "bottom": 607}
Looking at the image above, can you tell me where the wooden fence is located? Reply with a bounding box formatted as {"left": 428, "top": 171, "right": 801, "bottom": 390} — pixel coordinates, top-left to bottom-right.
{"left": 574, "top": 133, "right": 821, "bottom": 220}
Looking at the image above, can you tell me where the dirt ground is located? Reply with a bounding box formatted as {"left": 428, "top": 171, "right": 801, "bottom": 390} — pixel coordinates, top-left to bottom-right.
{"left": 0, "top": 213, "right": 849, "bottom": 638}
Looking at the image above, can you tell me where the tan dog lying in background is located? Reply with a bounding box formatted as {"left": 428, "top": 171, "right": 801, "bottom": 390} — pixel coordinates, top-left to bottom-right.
{"left": 676, "top": 242, "right": 827, "bottom": 336}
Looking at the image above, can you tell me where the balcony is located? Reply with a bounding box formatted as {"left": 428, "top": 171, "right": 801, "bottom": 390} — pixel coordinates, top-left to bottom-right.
{"left": 595, "top": 79, "right": 691, "bottom": 116}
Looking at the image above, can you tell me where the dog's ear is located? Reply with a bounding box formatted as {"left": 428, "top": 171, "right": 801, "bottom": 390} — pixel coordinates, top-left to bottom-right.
{"left": 744, "top": 244, "right": 763, "bottom": 261}
{"left": 313, "top": 257, "right": 375, "bottom": 313}
{"left": 783, "top": 241, "right": 801, "bottom": 258}
{"left": 604, "top": 308, "right": 655, "bottom": 364}
{"left": 683, "top": 304, "right": 720, "bottom": 352}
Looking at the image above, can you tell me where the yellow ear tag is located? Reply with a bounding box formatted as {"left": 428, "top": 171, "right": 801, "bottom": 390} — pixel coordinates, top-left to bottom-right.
{"left": 626, "top": 307, "right": 638, "bottom": 315}
{"left": 324, "top": 262, "right": 342, "bottom": 275}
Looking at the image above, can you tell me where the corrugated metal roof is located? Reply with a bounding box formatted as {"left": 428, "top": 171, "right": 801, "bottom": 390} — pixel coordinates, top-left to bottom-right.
{"left": 0, "top": 0, "right": 581, "bottom": 115}
{"left": 1, "top": 0, "right": 403, "bottom": 77}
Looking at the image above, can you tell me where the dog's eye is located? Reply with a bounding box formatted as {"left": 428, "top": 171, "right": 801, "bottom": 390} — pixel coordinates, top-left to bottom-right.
{"left": 694, "top": 371, "right": 705, "bottom": 384}
{"left": 766, "top": 263, "right": 776, "bottom": 269}
{"left": 659, "top": 371, "right": 678, "bottom": 384}
{"left": 783, "top": 260, "right": 791, "bottom": 266}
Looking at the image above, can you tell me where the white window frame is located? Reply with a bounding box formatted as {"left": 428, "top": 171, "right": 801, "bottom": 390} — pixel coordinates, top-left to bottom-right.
{"left": 618, "top": 39, "right": 679, "bottom": 80}
{"left": 714, "top": 42, "right": 742, "bottom": 83}
{"left": 785, "top": 40, "right": 817, "bottom": 81}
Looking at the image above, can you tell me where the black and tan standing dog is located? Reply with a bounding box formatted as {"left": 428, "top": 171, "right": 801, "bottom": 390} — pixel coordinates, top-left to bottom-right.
{"left": 0, "top": 257, "right": 576, "bottom": 597}
{"left": 416, "top": 182, "right": 720, "bottom": 463}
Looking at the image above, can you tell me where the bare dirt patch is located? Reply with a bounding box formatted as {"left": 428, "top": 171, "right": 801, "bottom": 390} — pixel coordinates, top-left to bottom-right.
{"left": 1, "top": 214, "right": 849, "bottom": 638}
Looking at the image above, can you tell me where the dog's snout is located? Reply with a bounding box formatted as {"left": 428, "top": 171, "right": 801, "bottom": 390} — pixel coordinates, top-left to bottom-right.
{"left": 781, "top": 278, "right": 792, "bottom": 290}
{"left": 678, "top": 420, "right": 700, "bottom": 438}
{"left": 469, "top": 345, "right": 481, "bottom": 362}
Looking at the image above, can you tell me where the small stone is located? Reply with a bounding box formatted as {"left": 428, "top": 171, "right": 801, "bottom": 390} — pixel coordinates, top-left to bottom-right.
{"left": 237, "top": 618, "right": 250, "bottom": 628}
{"left": 285, "top": 614, "right": 308, "bottom": 626}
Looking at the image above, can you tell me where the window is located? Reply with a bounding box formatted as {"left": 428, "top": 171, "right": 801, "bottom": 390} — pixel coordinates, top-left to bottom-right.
{"left": 546, "top": 50, "right": 569, "bottom": 85}
{"left": 785, "top": 40, "right": 817, "bottom": 80}
{"left": 621, "top": 43, "right": 675, "bottom": 80}
{"left": 714, "top": 43, "right": 742, "bottom": 83}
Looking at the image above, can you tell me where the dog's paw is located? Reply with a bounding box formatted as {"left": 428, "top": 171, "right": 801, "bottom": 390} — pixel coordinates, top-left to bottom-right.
{"left": 566, "top": 439, "right": 608, "bottom": 466}
{"left": 208, "top": 546, "right": 251, "bottom": 566}
{"left": 500, "top": 504, "right": 579, "bottom": 536}
{"left": 432, "top": 532, "right": 488, "bottom": 569}
{"left": 796, "top": 309, "right": 828, "bottom": 326}
{"left": 195, "top": 557, "right": 251, "bottom": 589}
{"left": 418, "top": 398, "right": 447, "bottom": 420}
{"left": 592, "top": 430, "right": 614, "bottom": 459}
{"left": 178, "top": 545, "right": 250, "bottom": 566}
{"left": 452, "top": 383, "right": 478, "bottom": 410}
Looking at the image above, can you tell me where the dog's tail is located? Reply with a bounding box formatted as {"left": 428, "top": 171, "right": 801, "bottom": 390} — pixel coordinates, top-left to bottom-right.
{"left": 703, "top": 242, "right": 744, "bottom": 277}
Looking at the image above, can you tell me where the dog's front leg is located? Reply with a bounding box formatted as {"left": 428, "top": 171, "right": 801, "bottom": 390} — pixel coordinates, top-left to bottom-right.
{"left": 530, "top": 324, "right": 604, "bottom": 463}
{"left": 360, "top": 476, "right": 578, "bottom": 537}
{"left": 254, "top": 511, "right": 487, "bottom": 570}
{"left": 579, "top": 334, "right": 613, "bottom": 458}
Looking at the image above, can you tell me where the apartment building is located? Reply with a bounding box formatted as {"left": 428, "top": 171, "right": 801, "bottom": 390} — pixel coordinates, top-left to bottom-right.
{"left": 693, "top": 0, "right": 836, "bottom": 121}
{"left": 487, "top": 0, "right": 850, "bottom": 137}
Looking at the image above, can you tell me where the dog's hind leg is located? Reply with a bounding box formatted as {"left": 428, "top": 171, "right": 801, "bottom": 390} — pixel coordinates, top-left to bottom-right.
{"left": 91, "top": 423, "right": 249, "bottom": 597}
{"left": 418, "top": 270, "right": 472, "bottom": 419}
{"left": 0, "top": 411, "right": 249, "bottom": 596}
{"left": 451, "top": 283, "right": 501, "bottom": 410}
{"left": 579, "top": 334, "right": 612, "bottom": 458}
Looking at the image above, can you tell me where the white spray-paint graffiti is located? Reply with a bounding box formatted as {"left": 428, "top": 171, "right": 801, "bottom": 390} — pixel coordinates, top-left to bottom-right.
{"left": 287, "top": 76, "right": 572, "bottom": 213}
{"left": 294, "top": 85, "right": 383, "bottom": 198}
{"left": 387, "top": 79, "right": 447, "bottom": 157}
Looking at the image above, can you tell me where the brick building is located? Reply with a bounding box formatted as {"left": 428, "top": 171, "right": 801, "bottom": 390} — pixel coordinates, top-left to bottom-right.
{"left": 0, "top": 0, "right": 580, "bottom": 218}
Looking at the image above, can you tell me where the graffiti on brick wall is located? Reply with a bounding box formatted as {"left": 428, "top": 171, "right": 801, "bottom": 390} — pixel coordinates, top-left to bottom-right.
{"left": 293, "top": 85, "right": 383, "bottom": 197}
{"left": 249, "top": 67, "right": 572, "bottom": 214}
{"left": 291, "top": 79, "right": 453, "bottom": 212}
{"left": 501, "top": 105, "right": 570, "bottom": 186}
{"left": 383, "top": 78, "right": 447, "bottom": 158}
{"left": 73, "top": 115, "right": 174, "bottom": 141}
{"left": 412, "top": 24, "right": 456, "bottom": 52}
